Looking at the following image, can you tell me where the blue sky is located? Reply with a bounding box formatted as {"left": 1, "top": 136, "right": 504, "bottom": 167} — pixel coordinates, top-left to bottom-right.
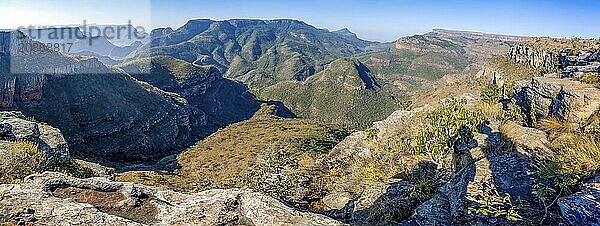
{"left": 1, "top": 0, "right": 599, "bottom": 42}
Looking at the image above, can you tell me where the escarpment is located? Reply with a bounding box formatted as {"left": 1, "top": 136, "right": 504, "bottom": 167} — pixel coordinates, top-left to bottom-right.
{"left": 0, "top": 31, "right": 199, "bottom": 161}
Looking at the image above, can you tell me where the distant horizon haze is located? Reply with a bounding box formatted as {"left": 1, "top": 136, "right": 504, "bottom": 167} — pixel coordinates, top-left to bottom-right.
{"left": 1, "top": 0, "right": 599, "bottom": 42}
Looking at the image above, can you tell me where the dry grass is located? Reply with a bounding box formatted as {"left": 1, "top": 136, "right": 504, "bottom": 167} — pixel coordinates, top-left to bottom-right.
{"left": 489, "top": 56, "right": 541, "bottom": 81}
{"left": 174, "top": 118, "right": 346, "bottom": 189}
{"left": 0, "top": 141, "right": 45, "bottom": 184}
{"left": 575, "top": 74, "right": 600, "bottom": 87}
{"left": 119, "top": 117, "right": 348, "bottom": 204}
{"left": 0, "top": 140, "right": 95, "bottom": 184}
{"left": 535, "top": 116, "right": 600, "bottom": 179}
{"left": 553, "top": 135, "right": 600, "bottom": 179}
{"left": 539, "top": 118, "right": 578, "bottom": 140}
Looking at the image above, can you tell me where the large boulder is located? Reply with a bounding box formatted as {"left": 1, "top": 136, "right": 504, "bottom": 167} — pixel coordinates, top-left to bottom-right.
{"left": 0, "top": 172, "right": 344, "bottom": 226}
{"left": 514, "top": 77, "right": 600, "bottom": 124}
{"left": 0, "top": 111, "right": 69, "bottom": 164}
{"left": 558, "top": 177, "right": 600, "bottom": 226}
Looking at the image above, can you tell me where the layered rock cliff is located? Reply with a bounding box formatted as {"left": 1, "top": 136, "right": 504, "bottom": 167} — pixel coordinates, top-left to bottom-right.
{"left": 118, "top": 56, "right": 262, "bottom": 134}
{"left": 509, "top": 44, "right": 560, "bottom": 69}
{"left": 0, "top": 31, "right": 198, "bottom": 161}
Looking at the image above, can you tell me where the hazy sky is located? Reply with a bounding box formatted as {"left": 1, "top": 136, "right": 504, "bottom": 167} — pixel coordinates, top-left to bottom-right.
{"left": 1, "top": 0, "right": 599, "bottom": 42}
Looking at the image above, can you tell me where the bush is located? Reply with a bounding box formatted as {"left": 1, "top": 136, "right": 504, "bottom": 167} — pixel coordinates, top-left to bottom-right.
{"left": 0, "top": 141, "right": 46, "bottom": 184}
{"left": 411, "top": 99, "right": 488, "bottom": 165}
{"left": 0, "top": 140, "right": 95, "bottom": 184}
{"left": 480, "top": 84, "right": 502, "bottom": 103}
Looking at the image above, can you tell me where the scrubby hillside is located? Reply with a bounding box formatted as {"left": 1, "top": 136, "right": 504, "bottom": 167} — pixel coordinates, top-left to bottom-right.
{"left": 260, "top": 58, "right": 401, "bottom": 129}
{"left": 133, "top": 19, "right": 375, "bottom": 90}
{"left": 357, "top": 29, "right": 528, "bottom": 98}
{"left": 118, "top": 105, "right": 349, "bottom": 205}
{"left": 118, "top": 56, "right": 262, "bottom": 135}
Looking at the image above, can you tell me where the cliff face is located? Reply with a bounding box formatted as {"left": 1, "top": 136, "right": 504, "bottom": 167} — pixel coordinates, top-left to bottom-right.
{"left": 0, "top": 32, "right": 198, "bottom": 161}
{"left": 118, "top": 56, "right": 262, "bottom": 135}
{"left": 509, "top": 44, "right": 560, "bottom": 69}
{"left": 509, "top": 43, "right": 600, "bottom": 77}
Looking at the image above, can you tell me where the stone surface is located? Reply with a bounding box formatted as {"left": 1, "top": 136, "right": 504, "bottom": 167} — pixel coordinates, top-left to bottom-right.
{"left": 509, "top": 45, "right": 560, "bottom": 69}
{"left": 499, "top": 121, "right": 553, "bottom": 160}
{"left": 559, "top": 177, "right": 600, "bottom": 226}
{"left": 0, "top": 172, "right": 345, "bottom": 226}
{"left": 403, "top": 129, "right": 538, "bottom": 225}
{"left": 514, "top": 77, "right": 600, "bottom": 123}
{"left": 0, "top": 111, "right": 69, "bottom": 164}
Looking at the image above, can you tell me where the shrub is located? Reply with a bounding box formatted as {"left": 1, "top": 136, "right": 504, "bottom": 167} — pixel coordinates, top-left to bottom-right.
{"left": 0, "top": 140, "right": 96, "bottom": 184}
{"left": 365, "top": 128, "right": 380, "bottom": 144}
{"left": 51, "top": 158, "right": 96, "bottom": 179}
{"left": 467, "top": 186, "right": 528, "bottom": 222}
{"left": 531, "top": 160, "right": 580, "bottom": 224}
{"left": 0, "top": 141, "right": 46, "bottom": 184}
{"left": 480, "top": 84, "right": 502, "bottom": 103}
{"left": 411, "top": 99, "right": 488, "bottom": 165}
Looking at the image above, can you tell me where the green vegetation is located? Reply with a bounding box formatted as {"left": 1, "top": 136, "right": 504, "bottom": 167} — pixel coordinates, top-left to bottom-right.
{"left": 134, "top": 19, "right": 374, "bottom": 90}
{"left": 489, "top": 56, "right": 541, "bottom": 82}
{"left": 118, "top": 56, "right": 215, "bottom": 86}
{"left": 326, "top": 100, "right": 485, "bottom": 213}
{"left": 357, "top": 35, "right": 472, "bottom": 82}
{"left": 468, "top": 182, "right": 529, "bottom": 222}
{"left": 21, "top": 71, "right": 189, "bottom": 161}
{"left": 118, "top": 113, "right": 348, "bottom": 203}
{"left": 0, "top": 141, "right": 45, "bottom": 184}
{"left": 531, "top": 161, "right": 579, "bottom": 224}
{"left": 480, "top": 84, "right": 503, "bottom": 103}
{"left": 412, "top": 99, "right": 488, "bottom": 165}
{"left": 260, "top": 59, "right": 401, "bottom": 130}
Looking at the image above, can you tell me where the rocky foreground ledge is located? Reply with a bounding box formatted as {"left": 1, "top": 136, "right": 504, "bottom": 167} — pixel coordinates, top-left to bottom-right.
{"left": 0, "top": 172, "right": 343, "bottom": 226}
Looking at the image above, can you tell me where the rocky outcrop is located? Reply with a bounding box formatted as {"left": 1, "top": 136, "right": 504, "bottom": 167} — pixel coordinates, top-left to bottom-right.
{"left": 509, "top": 45, "right": 560, "bottom": 69}
{"left": 513, "top": 77, "right": 600, "bottom": 124}
{"left": 403, "top": 124, "right": 540, "bottom": 225}
{"left": 509, "top": 43, "right": 600, "bottom": 78}
{"left": 499, "top": 121, "right": 553, "bottom": 159}
{"left": 559, "top": 176, "right": 600, "bottom": 226}
{"left": 0, "top": 172, "right": 344, "bottom": 226}
{"left": 0, "top": 111, "right": 69, "bottom": 164}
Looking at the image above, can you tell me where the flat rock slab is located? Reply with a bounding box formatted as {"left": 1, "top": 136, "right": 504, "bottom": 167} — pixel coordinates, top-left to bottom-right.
{"left": 0, "top": 172, "right": 344, "bottom": 226}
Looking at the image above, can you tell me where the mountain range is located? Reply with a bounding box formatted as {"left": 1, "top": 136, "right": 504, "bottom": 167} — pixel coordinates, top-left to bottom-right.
{"left": 2, "top": 17, "right": 600, "bottom": 226}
